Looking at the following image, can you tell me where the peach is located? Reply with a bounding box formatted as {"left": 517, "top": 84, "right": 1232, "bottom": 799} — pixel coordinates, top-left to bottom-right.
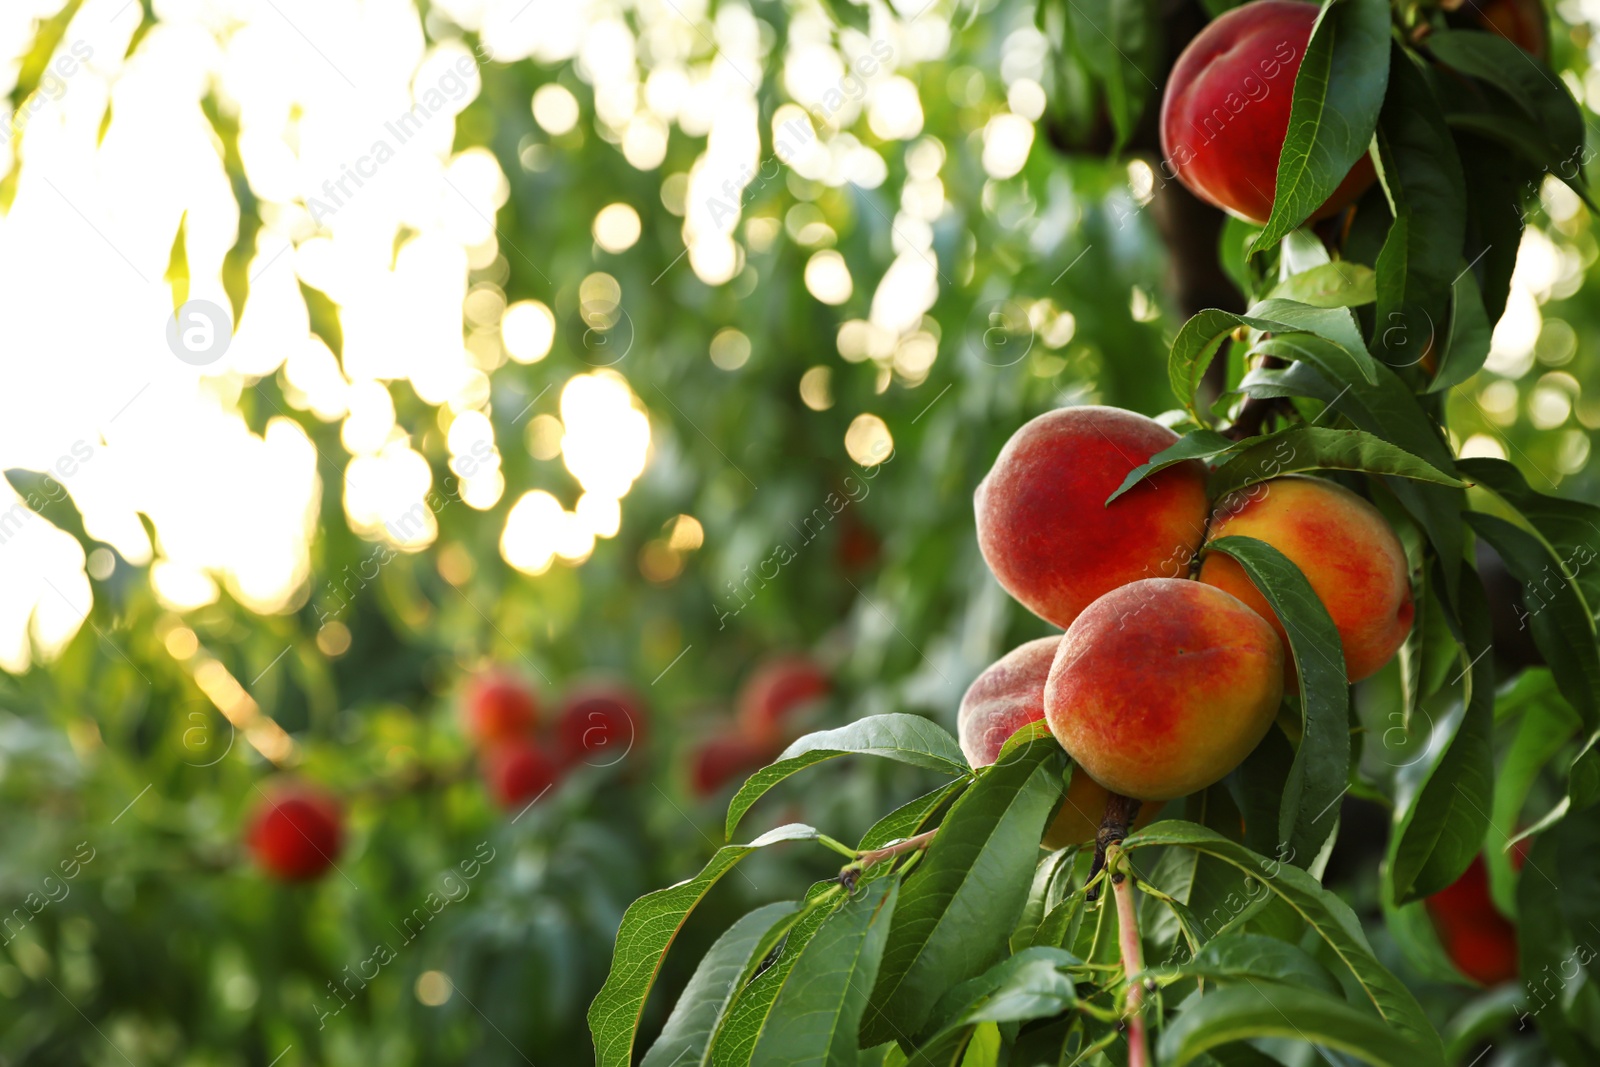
{"left": 1462, "top": 0, "right": 1547, "bottom": 58}
{"left": 483, "top": 737, "right": 558, "bottom": 810}
{"left": 1198, "top": 476, "right": 1413, "bottom": 684}
{"left": 1160, "top": 0, "right": 1377, "bottom": 224}
{"left": 958, "top": 636, "right": 1157, "bottom": 846}
{"left": 1044, "top": 579, "right": 1285, "bottom": 802}
{"left": 248, "top": 785, "right": 343, "bottom": 882}
{"left": 690, "top": 735, "right": 770, "bottom": 797}
{"left": 556, "top": 680, "right": 644, "bottom": 767}
{"left": 462, "top": 672, "right": 538, "bottom": 746}
{"left": 736, "top": 655, "right": 830, "bottom": 743}
{"left": 974, "top": 407, "right": 1210, "bottom": 630}
{"left": 1424, "top": 853, "right": 1523, "bottom": 985}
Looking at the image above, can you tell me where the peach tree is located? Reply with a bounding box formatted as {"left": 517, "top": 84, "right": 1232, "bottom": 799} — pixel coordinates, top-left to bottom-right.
{"left": 589, "top": 0, "right": 1600, "bottom": 1064}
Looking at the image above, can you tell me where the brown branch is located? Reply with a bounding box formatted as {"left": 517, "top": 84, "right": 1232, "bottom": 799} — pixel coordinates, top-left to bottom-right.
{"left": 1086, "top": 792, "right": 1142, "bottom": 902}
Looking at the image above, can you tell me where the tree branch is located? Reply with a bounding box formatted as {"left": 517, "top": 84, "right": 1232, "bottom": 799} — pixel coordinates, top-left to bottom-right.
{"left": 1108, "top": 842, "right": 1150, "bottom": 1067}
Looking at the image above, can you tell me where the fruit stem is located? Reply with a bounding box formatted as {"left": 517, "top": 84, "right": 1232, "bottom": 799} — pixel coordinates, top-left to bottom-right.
{"left": 1086, "top": 792, "right": 1142, "bottom": 902}
{"left": 1108, "top": 842, "right": 1150, "bottom": 1067}
{"left": 837, "top": 828, "right": 939, "bottom": 891}
{"left": 855, "top": 828, "right": 937, "bottom": 869}
{"left": 815, "top": 833, "right": 860, "bottom": 860}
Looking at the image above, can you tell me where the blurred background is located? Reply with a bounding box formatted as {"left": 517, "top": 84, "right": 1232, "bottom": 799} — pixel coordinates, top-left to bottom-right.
{"left": 0, "top": 0, "right": 1595, "bottom": 1063}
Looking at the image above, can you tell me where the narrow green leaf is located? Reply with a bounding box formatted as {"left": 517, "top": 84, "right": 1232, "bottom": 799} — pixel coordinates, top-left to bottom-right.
{"left": 859, "top": 781, "right": 967, "bottom": 852}
{"left": 1059, "top": 0, "right": 1163, "bottom": 153}
{"left": 751, "top": 879, "right": 899, "bottom": 1067}
{"left": 1123, "top": 820, "right": 1441, "bottom": 1056}
{"left": 1371, "top": 46, "right": 1466, "bottom": 370}
{"left": 1203, "top": 535, "right": 1348, "bottom": 865}
{"left": 1208, "top": 426, "right": 1463, "bottom": 497}
{"left": 1459, "top": 456, "right": 1600, "bottom": 658}
{"left": 1265, "top": 261, "right": 1376, "bottom": 308}
{"left": 862, "top": 738, "right": 1065, "bottom": 1044}
{"left": 1469, "top": 513, "right": 1600, "bottom": 731}
{"left": 1251, "top": 0, "right": 1392, "bottom": 252}
{"left": 1012, "top": 848, "right": 1080, "bottom": 952}
{"left": 906, "top": 948, "right": 1081, "bottom": 1067}
{"left": 1386, "top": 565, "right": 1494, "bottom": 904}
{"left": 1426, "top": 30, "right": 1585, "bottom": 185}
{"left": 727, "top": 716, "right": 969, "bottom": 839}
{"left": 589, "top": 824, "right": 819, "bottom": 1067}
{"left": 643, "top": 902, "right": 803, "bottom": 1067}
{"left": 1106, "top": 429, "right": 1239, "bottom": 504}
{"left": 1168, "top": 933, "right": 1340, "bottom": 995}
{"left": 712, "top": 885, "right": 839, "bottom": 1067}
{"left": 1428, "top": 268, "right": 1492, "bottom": 394}
{"left": 1514, "top": 823, "right": 1600, "bottom": 1063}
{"left": 1159, "top": 981, "right": 1440, "bottom": 1067}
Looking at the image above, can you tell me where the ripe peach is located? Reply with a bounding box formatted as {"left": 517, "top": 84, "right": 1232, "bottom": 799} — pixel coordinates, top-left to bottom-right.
{"left": 959, "top": 636, "right": 1157, "bottom": 846}
{"left": 462, "top": 672, "right": 538, "bottom": 746}
{"left": 1198, "top": 476, "right": 1413, "bottom": 684}
{"left": 690, "top": 735, "right": 770, "bottom": 797}
{"left": 483, "top": 738, "right": 558, "bottom": 810}
{"left": 1424, "top": 853, "right": 1521, "bottom": 985}
{"left": 556, "top": 681, "right": 644, "bottom": 767}
{"left": 974, "top": 407, "right": 1210, "bottom": 630}
{"left": 248, "top": 785, "right": 344, "bottom": 882}
{"left": 736, "top": 655, "right": 830, "bottom": 743}
{"left": 1160, "top": 0, "right": 1377, "bottom": 224}
{"left": 1461, "top": 0, "right": 1547, "bottom": 58}
{"left": 1044, "top": 579, "right": 1285, "bottom": 802}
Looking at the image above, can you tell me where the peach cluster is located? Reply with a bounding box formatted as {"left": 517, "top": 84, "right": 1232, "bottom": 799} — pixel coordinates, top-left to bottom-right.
{"left": 968, "top": 405, "right": 1412, "bottom": 812}
{"left": 691, "top": 655, "right": 830, "bottom": 797}
{"left": 462, "top": 670, "right": 646, "bottom": 811}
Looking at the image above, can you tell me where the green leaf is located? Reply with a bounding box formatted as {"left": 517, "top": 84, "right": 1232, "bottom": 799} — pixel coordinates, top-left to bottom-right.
{"left": 1167, "top": 299, "right": 1379, "bottom": 418}
{"left": 1159, "top": 981, "right": 1441, "bottom": 1067}
{"left": 1123, "top": 820, "right": 1441, "bottom": 1056}
{"left": 1428, "top": 269, "right": 1493, "bottom": 394}
{"left": 906, "top": 948, "right": 1081, "bottom": 1067}
{"left": 727, "top": 715, "right": 970, "bottom": 839}
{"left": 1203, "top": 535, "right": 1348, "bottom": 865}
{"left": 1012, "top": 848, "right": 1080, "bottom": 952}
{"left": 862, "top": 736, "right": 1066, "bottom": 1044}
{"left": 1059, "top": 0, "right": 1163, "bottom": 153}
{"left": 1265, "top": 261, "right": 1376, "bottom": 308}
{"left": 589, "top": 823, "right": 820, "bottom": 1067}
{"left": 1251, "top": 0, "right": 1391, "bottom": 253}
{"left": 1106, "top": 429, "right": 1239, "bottom": 504}
{"left": 1489, "top": 688, "right": 1579, "bottom": 910}
{"left": 643, "top": 902, "right": 803, "bottom": 1067}
{"left": 1170, "top": 933, "right": 1341, "bottom": 995}
{"left": 1371, "top": 46, "right": 1466, "bottom": 371}
{"left": 712, "top": 885, "right": 840, "bottom": 1067}
{"left": 1514, "top": 822, "right": 1600, "bottom": 1063}
{"left": 1469, "top": 513, "right": 1600, "bottom": 731}
{"left": 859, "top": 781, "right": 967, "bottom": 852}
{"left": 1386, "top": 566, "right": 1494, "bottom": 904}
{"left": 1236, "top": 359, "right": 1464, "bottom": 603}
{"left": 1426, "top": 30, "right": 1586, "bottom": 186}
{"left": 1208, "top": 427, "right": 1464, "bottom": 498}
{"left": 1460, "top": 456, "right": 1600, "bottom": 659}
{"left": 750, "top": 879, "right": 899, "bottom": 1067}
{"left": 815, "top": 0, "right": 870, "bottom": 33}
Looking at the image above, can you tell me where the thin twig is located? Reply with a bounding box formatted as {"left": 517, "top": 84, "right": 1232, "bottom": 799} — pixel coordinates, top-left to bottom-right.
{"left": 1109, "top": 843, "right": 1150, "bottom": 1067}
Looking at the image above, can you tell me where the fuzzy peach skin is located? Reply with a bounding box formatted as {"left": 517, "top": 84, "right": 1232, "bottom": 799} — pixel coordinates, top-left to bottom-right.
{"left": 1198, "top": 476, "right": 1414, "bottom": 684}
{"left": 1160, "top": 0, "right": 1376, "bottom": 224}
{"left": 958, "top": 636, "right": 1157, "bottom": 846}
{"left": 1044, "top": 579, "right": 1285, "bottom": 802}
{"left": 974, "top": 407, "right": 1210, "bottom": 630}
